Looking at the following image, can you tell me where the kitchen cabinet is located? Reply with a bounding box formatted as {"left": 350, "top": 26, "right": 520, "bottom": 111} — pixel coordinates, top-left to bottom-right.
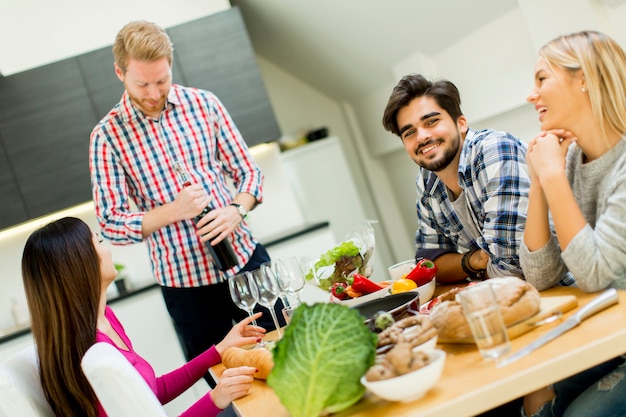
{"left": 0, "top": 58, "right": 97, "bottom": 219}
{"left": 281, "top": 137, "right": 385, "bottom": 276}
{"left": 75, "top": 46, "right": 125, "bottom": 121}
{"left": 264, "top": 223, "right": 336, "bottom": 262}
{"left": 0, "top": 138, "right": 28, "bottom": 229}
{"left": 0, "top": 332, "right": 33, "bottom": 364}
{"left": 167, "top": 8, "right": 281, "bottom": 147}
{"left": 0, "top": 7, "right": 279, "bottom": 231}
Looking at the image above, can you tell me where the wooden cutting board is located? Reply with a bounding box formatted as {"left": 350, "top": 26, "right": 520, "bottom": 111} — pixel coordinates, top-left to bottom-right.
{"left": 439, "top": 295, "right": 578, "bottom": 344}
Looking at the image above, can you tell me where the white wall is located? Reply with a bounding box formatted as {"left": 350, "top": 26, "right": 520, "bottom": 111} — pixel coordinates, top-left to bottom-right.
{"left": 344, "top": 0, "right": 626, "bottom": 265}
{"left": 0, "top": 0, "right": 231, "bottom": 75}
{"left": 256, "top": 57, "right": 397, "bottom": 268}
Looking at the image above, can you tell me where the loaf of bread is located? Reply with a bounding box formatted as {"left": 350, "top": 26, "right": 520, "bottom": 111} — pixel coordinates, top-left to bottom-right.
{"left": 222, "top": 347, "right": 274, "bottom": 380}
{"left": 430, "top": 277, "right": 541, "bottom": 342}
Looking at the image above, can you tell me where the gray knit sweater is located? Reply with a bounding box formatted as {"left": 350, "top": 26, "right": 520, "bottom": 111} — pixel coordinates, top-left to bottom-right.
{"left": 520, "top": 138, "right": 626, "bottom": 292}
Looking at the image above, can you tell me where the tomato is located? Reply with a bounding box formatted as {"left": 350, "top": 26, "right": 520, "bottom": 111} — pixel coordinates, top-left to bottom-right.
{"left": 390, "top": 278, "right": 417, "bottom": 294}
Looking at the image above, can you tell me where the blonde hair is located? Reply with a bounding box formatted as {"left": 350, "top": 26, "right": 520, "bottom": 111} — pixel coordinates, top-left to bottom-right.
{"left": 113, "top": 20, "right": 173, "bottom": 73}
{"left": 540, "top": 31, "right": 626, "bottom": 143}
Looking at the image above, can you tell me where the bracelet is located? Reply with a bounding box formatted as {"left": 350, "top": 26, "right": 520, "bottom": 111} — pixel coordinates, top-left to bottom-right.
{"left": 461, "top": 249, "right": 486, "bottom": 279}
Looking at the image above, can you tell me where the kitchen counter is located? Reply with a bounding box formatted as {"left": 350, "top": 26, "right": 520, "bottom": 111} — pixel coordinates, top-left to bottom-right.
{"left": 0, "top": 221, "right": 330, "bottom": 345}
{"left": 0, "top": 282, "right": 160, "bottom": 344}
{"left": 259, "top": 221, "right": 329, "bottom": 247}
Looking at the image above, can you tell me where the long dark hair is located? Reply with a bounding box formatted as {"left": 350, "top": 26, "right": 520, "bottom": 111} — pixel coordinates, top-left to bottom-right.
{"left": 22, "top": 217, "right": 101, "bottom": 417}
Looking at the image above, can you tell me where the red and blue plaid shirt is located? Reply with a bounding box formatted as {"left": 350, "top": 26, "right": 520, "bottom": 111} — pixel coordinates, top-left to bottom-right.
{"left": 89, "top": 84, "right": 263, "bottom": 287}
{"left": 415, "top": 129, "right": 530, "bottom": 278}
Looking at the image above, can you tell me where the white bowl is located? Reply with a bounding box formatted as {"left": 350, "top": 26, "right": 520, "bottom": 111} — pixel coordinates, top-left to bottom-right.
{"left": 361, "top": 349, "right": 446, "bottom": 403}
{"left": 387, "top": 260, "right": 416, "bottom": 281}
{"left": 412, "top": 334, "right": 438, "bottom": 353}
{"left": 416, "top": 277, "right": 436, "bottom": 303}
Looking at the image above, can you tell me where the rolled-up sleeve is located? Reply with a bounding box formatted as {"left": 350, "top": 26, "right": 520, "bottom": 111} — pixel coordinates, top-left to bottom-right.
{"left": 465, "top": 132, "right": 529, "bottom": 277}
{"left": 212, "top": 96, "right": 263, "bottom": 204}
{"left": 90, "top": 127, "right": 145, "bottom": 244}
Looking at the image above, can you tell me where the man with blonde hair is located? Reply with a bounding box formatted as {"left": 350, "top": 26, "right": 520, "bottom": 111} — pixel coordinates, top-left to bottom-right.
{"left": 90, "top": 20, "right": 283, "bottom": 372}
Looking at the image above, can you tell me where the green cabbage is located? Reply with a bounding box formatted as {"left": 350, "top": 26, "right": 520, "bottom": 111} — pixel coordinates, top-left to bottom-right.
{"left": 267, "top": 303, "right": 377, "bottom": 417}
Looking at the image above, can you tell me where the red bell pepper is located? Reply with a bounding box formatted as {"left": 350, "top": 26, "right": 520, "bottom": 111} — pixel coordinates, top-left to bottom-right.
{"left": 350, "top": 274, "right": 384, "bottom": 295}
{"left": 405, "top": 258, "right": 437, "bottom": 286}
{"left": 330, "top": 282, "right": 348, "bottom": 300}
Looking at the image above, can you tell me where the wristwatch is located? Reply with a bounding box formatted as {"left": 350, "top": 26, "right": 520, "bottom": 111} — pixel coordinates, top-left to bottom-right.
{"left": 230, "top": 203, "right": 248, "bottom": 219}
{"left": 461, "top": 249, "right": 486, "bottom": 280}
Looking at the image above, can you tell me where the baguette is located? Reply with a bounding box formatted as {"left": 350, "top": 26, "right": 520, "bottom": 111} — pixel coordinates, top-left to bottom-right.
{"left": 431, "top": 277, "right": 541, "bottom": 342}
{"left": 222, "top": 347, "right": 274, "bottom": 380}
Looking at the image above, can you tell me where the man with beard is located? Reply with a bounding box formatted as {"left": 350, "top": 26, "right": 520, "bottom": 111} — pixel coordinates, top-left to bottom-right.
{"left": 89, "top": 20, "right": 284, "bottom": 379}
{"left": 382, "top": 74, "right": 530, "bottom": 283}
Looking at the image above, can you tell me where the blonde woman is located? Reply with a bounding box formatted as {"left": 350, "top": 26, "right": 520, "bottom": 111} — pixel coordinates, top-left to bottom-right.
{"left": 521, "top": 30, "right": 626, "bottom": 417}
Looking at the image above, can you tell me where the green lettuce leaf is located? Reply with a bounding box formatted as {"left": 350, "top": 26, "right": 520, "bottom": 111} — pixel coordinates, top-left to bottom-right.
{"left": 267, "top": 303, "right": 377, "bottom": 417}
{"left": 305, "top": 240, "right": 365, "bottom": 291}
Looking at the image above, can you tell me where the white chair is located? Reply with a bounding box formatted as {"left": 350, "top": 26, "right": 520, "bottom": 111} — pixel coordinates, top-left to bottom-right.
{"left": 81, "top": 342, "right": 168, "bottom": 417}
{"left": 0, "top": 345, "right": 55, "bottom": 417}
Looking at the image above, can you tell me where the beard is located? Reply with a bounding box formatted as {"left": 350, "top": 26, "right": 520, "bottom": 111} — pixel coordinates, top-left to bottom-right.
{"left": 416, "top": 132, "right": 461, "bottom": 172}
{"left": 128, "top": 93, "right": 166, "bottom": 116}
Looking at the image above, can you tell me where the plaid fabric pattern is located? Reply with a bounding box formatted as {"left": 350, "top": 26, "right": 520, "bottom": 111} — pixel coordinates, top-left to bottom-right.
{"left": 90, "top": 85, "right": 263, "bottom": 287}
{"left": 415, "top": 129, "right": 530, "bottom": 276}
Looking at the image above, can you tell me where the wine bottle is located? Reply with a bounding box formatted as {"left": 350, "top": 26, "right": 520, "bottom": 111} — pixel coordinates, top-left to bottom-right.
{"left": 195, "top": 206, "right": 238, "bottom": 271}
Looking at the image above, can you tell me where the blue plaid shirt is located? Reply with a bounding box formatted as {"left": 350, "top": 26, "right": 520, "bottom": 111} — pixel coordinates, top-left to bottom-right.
{"left": 90, "top": 85, "right": 263, "bottom": 288}
{"left": 415, "top": 128, "right": 530, "bottom": 277}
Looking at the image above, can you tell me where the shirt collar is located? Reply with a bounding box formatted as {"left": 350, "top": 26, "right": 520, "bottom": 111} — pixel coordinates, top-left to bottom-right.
{"left": 118, "top": 84, "right": 181, "bottom": 122}
{"left": 458, "top": 127, "right": 476, "bottom": 174}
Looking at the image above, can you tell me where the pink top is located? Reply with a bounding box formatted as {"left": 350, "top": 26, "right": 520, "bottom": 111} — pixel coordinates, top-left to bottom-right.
{"left": 95, "top": 306, "right": 223, "bottom": 417}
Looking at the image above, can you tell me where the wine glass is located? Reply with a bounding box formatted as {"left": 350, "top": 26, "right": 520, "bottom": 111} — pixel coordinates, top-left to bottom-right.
{"left": 265, "top": 259, "right": 292, "bottom": 308}
{"left": 251, "top": 266, "right": 282, "bottom": 338}
{"left": 278, "top": 257, "right": 307, "bottom": 306}
{"left": 228, "top": 271, "right": 259, "bottom": 326}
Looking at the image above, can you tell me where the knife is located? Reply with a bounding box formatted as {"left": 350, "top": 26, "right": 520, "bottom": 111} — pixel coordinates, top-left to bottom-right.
{"left": 497, "top": 288, "right": 619, "bottom": 367}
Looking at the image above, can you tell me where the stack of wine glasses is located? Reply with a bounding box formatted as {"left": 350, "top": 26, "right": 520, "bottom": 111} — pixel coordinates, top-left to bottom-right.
{"left": 268, "top": 257, "right": 307, "bottom": 307}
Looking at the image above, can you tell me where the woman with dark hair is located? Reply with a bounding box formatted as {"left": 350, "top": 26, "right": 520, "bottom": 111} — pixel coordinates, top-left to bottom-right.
{"left": 22, "top": 217, "right": 264, "bottom": 417}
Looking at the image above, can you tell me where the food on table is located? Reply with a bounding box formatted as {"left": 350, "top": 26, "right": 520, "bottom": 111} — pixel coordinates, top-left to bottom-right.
{"left": 369, "top": 310, "right": 395, "bottom": 333}
{"left": 345, "top": 285, "right": 364, "bottom": 299}
{"left": 405, "top": 258, "right": 438, "bottom": 286}
{"left": 329, "top": 278, "right": 391, "bottom": 303}
{"left": 376, "top": 315, "right": 437, "bottom": 351}
{"left": 365, "top": 342, "right": 430, "bottom": 381}
{"left": 305, "top": 240, "right": 374, "bottom": 291}
{"left": 351, "top": 273, "right": 385, "bottom": 294}
{"left": 267, "top": 303, "right": 377, "bottom": 417}
{"left": 430, "top": 276, "right": 541, "bottom": 341}
{"left": 420, "top": 285, "right": 465, "bottom": 314}
{"left": 222, "top": 346, "right": 274, "bottom": 380}
{"left": 330, "top": 282, "right": 349, "bottom": 300}
{"left": 390, "top": 278, "right": 417, "bottom": 294}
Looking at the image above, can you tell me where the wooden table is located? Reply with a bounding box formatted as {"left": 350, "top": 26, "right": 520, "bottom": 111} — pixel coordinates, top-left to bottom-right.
{"left": 210, "top": 287, "right": 626, "bottom": 417}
